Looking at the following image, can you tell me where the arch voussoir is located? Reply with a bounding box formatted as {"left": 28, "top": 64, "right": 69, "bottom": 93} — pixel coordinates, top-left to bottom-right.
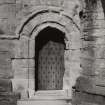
{"left": 19, "top": 9, "right": 80, "bottom": 41}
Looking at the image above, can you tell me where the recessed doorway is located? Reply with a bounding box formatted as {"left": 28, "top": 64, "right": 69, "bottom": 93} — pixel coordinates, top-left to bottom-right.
{"left": 35, "top": 27, "right": 65, "bottom": 91}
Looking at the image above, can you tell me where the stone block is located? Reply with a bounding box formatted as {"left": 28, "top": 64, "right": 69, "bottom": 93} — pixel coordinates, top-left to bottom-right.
{"left": 75, "top": 76, "right": 94, "bottom": 92}
{"left": 0, "top": 18, "right": 16, "bottom": 35}
{"left": 81, "top": 46, "right": 95, "bottom": 60}
{"left": 64, "top": 60, "right": 82, "bottom": 91}
{"left": 12, "top": 59, "right": 35, "bottom": 79}
{"left": 28, "top": 79, "right": 35, "bottom": 91}
{"left": 83, "top": 29, "right": 105, "bottom": 37}
{"left": 29, "top": 0, "right": 41, "bottom": 6}
{"left": 95, "top": 36, "right": 105, "bottom": 45}
{"left": 0, "top": 40, "right": 14, "bottom": 53}
{"left": 0, "top": 51, "right": 13, "bottom": 78}
{"left": 13, "top": 68, "right": 28, "bottom": 79}
{"left": 95, "top": 77, "right": 105, "bottom": 87}
{"left": 0, "top": 4, "right": 16, "bottom": 18}
{"left": 17, "top": 99, "right": 68, "bottom": 105}
{"left": 93, "top": 59, "right": 105, "bottom": 70}
{"left": 0, "top": 79, "right": 12, "bottom": 92}
{"left": 13, "top": 67, "right": 35, "bottom": 79}
{"left": 69, "top": 31, "right": 81, "bottom": 50}
{"left": 79, "top": 102, "right": 99, "bottom": 105}
{"left": 63, "top": 0, "right": 79, "bottom": 11}
{"left": 82, "top": 37, "right": 105, "bottom": 47}
{"left": 14, "top": 37, "right": 29, "bottom": 58}
{"left": 82, "top": 19, "right": 105, "bottom": 30}
{"left": 29, "top": 39, "right": 35, "bottom": 58}
{"left": 91, "top": 85, "right": 105, "bottom": 96}
{"left": 0, "top": 0, "right": 15, "bottom": 4}
{"left": 0, "top": 67, "right": 13, "bottom": 79}
{"left": 11, "top": 79, "right": 28, "bottom": 98}
{"left": 16, "top": 0, "right": 41, "bottom": 7}
{"left": 16, "top": 0, "right": 37, "bottom": 20}
{"left": 0, "top": 51, "right": 12, "bottom": 59}
{"left": 83, "top": 11, "right": 104, "bottom": 20}
{"left": 81, "top": 44, "right": 105, "bottom": 59}
{"left": 65, "top": 50, "right": 80, "bottom": 62}
{"left": 40, "top": 0, "right": 64, "bottom": 7}
{"left": 40, "top": 12, "right": 60, "bottom": 25}
{"left": 0, "top": 58, "right": 11, "bottom": 69}
{"left": 12, "top": 59, "right": 34, "bottom": 68}
{"left": 73, "top": 91, "right": 105, "bottom": 105}
{"left": 28, "top": 68, "right": 35, "bottom": 79}
{"left": 80, "top": 57, "right": 96, "bottom": 76}
{"left": 94, "top": 45, "right": 105, "bottom": 59}
{"left": 0, "top": 92, "right": 17, "bottom": 105}
{"left": 0, "top": 40, "right": 15, "bottom": 58}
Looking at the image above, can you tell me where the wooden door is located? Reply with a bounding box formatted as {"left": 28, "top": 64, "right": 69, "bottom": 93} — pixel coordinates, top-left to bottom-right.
{"left": 38, "top": 41, "right": 65, "bottom": 90}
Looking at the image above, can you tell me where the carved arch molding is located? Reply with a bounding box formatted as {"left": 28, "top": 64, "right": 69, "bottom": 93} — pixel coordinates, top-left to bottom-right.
{"left": 14, "top": 7, "right": 80, "bottom": 96}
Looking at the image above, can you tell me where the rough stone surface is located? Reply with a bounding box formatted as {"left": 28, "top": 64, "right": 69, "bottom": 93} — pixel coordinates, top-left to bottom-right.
{"left": 0, "top": 0, "right": 105, "bottom": 105}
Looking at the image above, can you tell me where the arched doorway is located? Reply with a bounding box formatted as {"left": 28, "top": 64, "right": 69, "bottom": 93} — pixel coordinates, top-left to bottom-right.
{"left": 35, "top": 27, "right": 65, "bottom": 91}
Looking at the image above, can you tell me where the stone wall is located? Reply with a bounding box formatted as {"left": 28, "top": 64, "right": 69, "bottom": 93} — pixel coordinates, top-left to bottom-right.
{"left": 0, "top": 0, "right": 105, "bottom": 105}
{"left": 73, "top": 0, "right": 105, "bottom": 105}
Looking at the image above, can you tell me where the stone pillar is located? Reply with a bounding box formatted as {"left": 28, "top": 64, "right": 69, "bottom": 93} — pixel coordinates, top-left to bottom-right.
{"left": 81, "top": 0, "right": 105, "bottom": 92}
{"left": 73, "top": 0, "right": 105, "bottom": 104}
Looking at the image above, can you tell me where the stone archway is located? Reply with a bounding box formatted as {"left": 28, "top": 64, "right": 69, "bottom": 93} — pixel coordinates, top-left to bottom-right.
{"left": 13, "top": 7, "right": 81, "bottom": 99}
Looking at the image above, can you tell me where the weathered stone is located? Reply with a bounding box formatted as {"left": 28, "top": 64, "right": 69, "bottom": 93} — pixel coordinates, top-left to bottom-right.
{"left": 0, "top": 57, "right": 11, "bottom": 69}
{"left": 13, "top": 68, "right": 28, "bottom": 79}
{"left": 95, "top": 46, "right": 105, "bottom": 59}
{"left": 11, "top": 78, "right": 28, "bottom": 98}
{"left": 29, "top": 0, "right": 41, "bottom": 6}
{"left": 93, "top": 59, "right": 105, "bottom": 70}
{"left": 81, "top": 43, "right": 105, "bottom": 59}
{"left": 17, "top": 98, "right": 69, "bottom": 105}
{"left": 73, "top": 91, "right": 105, "bottom": 105}
{"left": 0, "top": 52, "right": 13, "bottom": 78}
{"left": 64, "top": 50, "right": 80, "bottom": 62}
{"left": 63, "top": 0, "right": 80, "bottom": 11}
{"left": 0, "top": 0, "right": 15, "bottom": 4}
{"left": 0, "top": 4, "right": 15, "bottom": 18}
{"left": 82, "top": 11, "right": 104, "bottom": 20}
{"left": 95, "top": 77, "right": 105, "bottom": 87}
{"left": 28, "top": 79, "right": 35, "bottom": 91}
{"left": 40, "top": 0, "right": 64, "bottom": 7}
{"left": 81, "top": 46, "right": 95, "bottom": 60}
{"left": 0, "top": 18, "right": 16, "bottom": 35}
{"left": 70, "top": 31, "right": 81, "bottom": 49}
{"left": 0, "top": 0, "right": 104, "bottom": 105}
{"left": 83, "top": 29, "right": 105, "bottom": 37}
{"left": 0, "top": 79, "right": 12, "bottom": 92}
{"left": 82, "top": 19, "right": 105, "bottom": 29}
{"left": 82, "top": 37, "right": 105, "bottom": 47}
{"left": 80, "top": 58, "right": 96, "bottom": 76}
{"left": 12, "top": 59, "right": 34, "bottom": 68}
{"left": 0, "top": 92, "right": 17, "bottom": 105}
{"left": 0, "top": 40, "right": 15, "bottom": 53}
{"left": 75, "top": 76, "right": 94, "bottom": 92}
{"left": 13, "top": 67, "right": 35, "bottom": 79}
{"left": 16, "top": 0, "right": 41, "bottom": 7}
{"left": 14, "top": 37, "right": 29, "bottom": 58}
{"left": 29, "top": 39, "right": 35, "bottom": 58}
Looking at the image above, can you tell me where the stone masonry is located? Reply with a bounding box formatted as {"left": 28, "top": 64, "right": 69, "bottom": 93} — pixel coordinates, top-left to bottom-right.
{"left": 0, "top": 0, "right": 105, "bottom": 105}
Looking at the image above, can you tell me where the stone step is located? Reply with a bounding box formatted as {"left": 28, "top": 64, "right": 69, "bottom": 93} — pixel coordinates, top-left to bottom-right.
{"left": 17, "top": 99, "right": 70, "bottom": 105}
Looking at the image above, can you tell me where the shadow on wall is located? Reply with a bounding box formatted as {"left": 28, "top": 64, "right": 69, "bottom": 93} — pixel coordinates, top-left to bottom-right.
{"left": 101, "top": 0, "right": 105, "bottom": 17}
